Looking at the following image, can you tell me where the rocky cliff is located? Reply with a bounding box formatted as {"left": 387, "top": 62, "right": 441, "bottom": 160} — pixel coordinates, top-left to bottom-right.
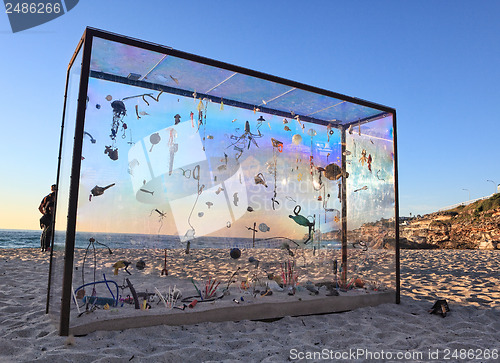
{"left": 351, "top": 193, "right": 500, "bottom": 250}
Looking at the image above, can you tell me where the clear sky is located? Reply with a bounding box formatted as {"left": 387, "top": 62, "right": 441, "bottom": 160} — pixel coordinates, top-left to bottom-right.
{"left": 0, "top": 0, "right": 499, "bottom": 231}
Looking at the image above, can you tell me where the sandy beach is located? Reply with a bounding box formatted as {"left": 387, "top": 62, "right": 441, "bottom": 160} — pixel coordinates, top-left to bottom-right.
{"left": 1, "top": 248, "right": 499, "bottom": 362}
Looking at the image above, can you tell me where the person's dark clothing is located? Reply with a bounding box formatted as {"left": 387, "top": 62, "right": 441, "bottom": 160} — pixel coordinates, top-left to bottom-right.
{"left": 39, "top": 192, "right": 55, "bottom": 252}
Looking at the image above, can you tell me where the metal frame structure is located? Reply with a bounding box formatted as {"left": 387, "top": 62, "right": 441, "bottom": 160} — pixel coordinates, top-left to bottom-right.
{"left": 50, "top": 27, "right": 400, "bottom": 336}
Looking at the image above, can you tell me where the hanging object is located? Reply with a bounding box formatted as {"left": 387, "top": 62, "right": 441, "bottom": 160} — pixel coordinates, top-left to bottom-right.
{"left": 271, "top": 138, "right": 283, "bottom": 152}
{"left": 258, "top": 223, "right": 270, "bottom": 232}
{"left": 292, "top": 134, "right": 302, "bottom": 145}
{"left": 168, "top": 129, "right": 178, "bottom": 176}
{"left": 84, "top": 131, "right": 96, "bottom": 144}
{"left": 324, "top": 163, "right": 349, "bottom": 180}
{"left": 149, "top": 133, "right": 161, "bottom": 152}
{"left": 104, "top": 145, "right": 118, "bottom": 161}
{"left": 227, "top": 120, "right": 262, "bottom": 151}
{"left": 174, "top": 114, "right": 181, "bottom": 125}
{"left": 110, "top": 100, "right": 127, "bottom": 142}
{"left": 359, "top": 149, "right": 368, "bottom": 166}
{"left": 254, "top": 173, "right": 268, "bottom": 187}
{"left": 288, "top": 205, "right": 315, "bottom": 244}
{"left": 257, "top": 115, "right": 265, "bottom": 126}
{"left": 89, "top": 183, "right": 115, "bottom": 201}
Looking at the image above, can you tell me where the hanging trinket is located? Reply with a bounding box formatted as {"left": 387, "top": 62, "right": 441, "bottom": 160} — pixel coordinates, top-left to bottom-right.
{"left": 254, "top": 173, "right": 268, "bottom": 187}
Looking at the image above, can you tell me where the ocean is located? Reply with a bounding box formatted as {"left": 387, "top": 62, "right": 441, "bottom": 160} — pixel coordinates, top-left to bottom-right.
{"left": 0, "top": 229, "right": 341, "bottom": 250}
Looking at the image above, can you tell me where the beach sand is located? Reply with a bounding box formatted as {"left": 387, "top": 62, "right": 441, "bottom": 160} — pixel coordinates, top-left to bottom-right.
{"left": 0, "top": 248, "right": 499, "bottom": 362}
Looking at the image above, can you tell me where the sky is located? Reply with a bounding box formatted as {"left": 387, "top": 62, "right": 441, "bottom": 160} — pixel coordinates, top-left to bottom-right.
{"left": 0, "top": 0, "right": 499, "bottom": 231}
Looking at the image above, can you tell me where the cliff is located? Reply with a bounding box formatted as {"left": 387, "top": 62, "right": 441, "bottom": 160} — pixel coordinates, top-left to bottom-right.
{"left": 351, "top": 193, "right": 500, "bottom": 250}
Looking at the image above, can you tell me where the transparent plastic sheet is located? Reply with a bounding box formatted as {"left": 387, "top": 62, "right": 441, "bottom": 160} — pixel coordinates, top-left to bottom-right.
{"left": 57, "top": 30, "right": 398, "bottom": 334}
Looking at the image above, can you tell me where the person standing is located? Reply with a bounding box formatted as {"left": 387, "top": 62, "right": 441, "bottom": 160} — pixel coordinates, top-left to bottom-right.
{"left": 39, "top": 184, "right": 56, "bottom": 252}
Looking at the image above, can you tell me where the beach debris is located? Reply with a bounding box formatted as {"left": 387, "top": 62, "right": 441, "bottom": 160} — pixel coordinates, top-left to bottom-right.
{"left": 89, "top": 183, "right": 115, "bottom": 201}
{"left": 265, "top": 277, "right": 283, "bottom": 292}
{"left": 258, "top": 223, "right": 270, "bottom": 232}
{"left": 305, "top": 281, "right": 319, "bottom": 295}
{"left": 155, "top": 287, "right": 178, "bottom": 309}
{"left": 161, "top": 249, "right": 168, "bottom": 276}
{"left": 230, "top": 248, "right": 241, "bottom": 259}
{"left": 429, "top": 299, "right": 450, "bottom": 318}
{"left": 113, "top": 260, "right": 131, "bottom": 275}
{"left": 280, "top": 259, "right": 298, "bottom": 290}
{"left": 203, "top": 278, "right": 220, "bottom": 299}
{"left": 281, "top": 242, "right": 294, "bottom": 257}
{"left": 135, "top": 260, "right": 146, "bottom": 270}
{"left": 248, "top": 256, "right": 260, "bottom": 268}
{"left": 352, "top": 241, "right": 368, "bottom": 251}
{"left": 354, "top": 278, "right": 365, "bottom": 288}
